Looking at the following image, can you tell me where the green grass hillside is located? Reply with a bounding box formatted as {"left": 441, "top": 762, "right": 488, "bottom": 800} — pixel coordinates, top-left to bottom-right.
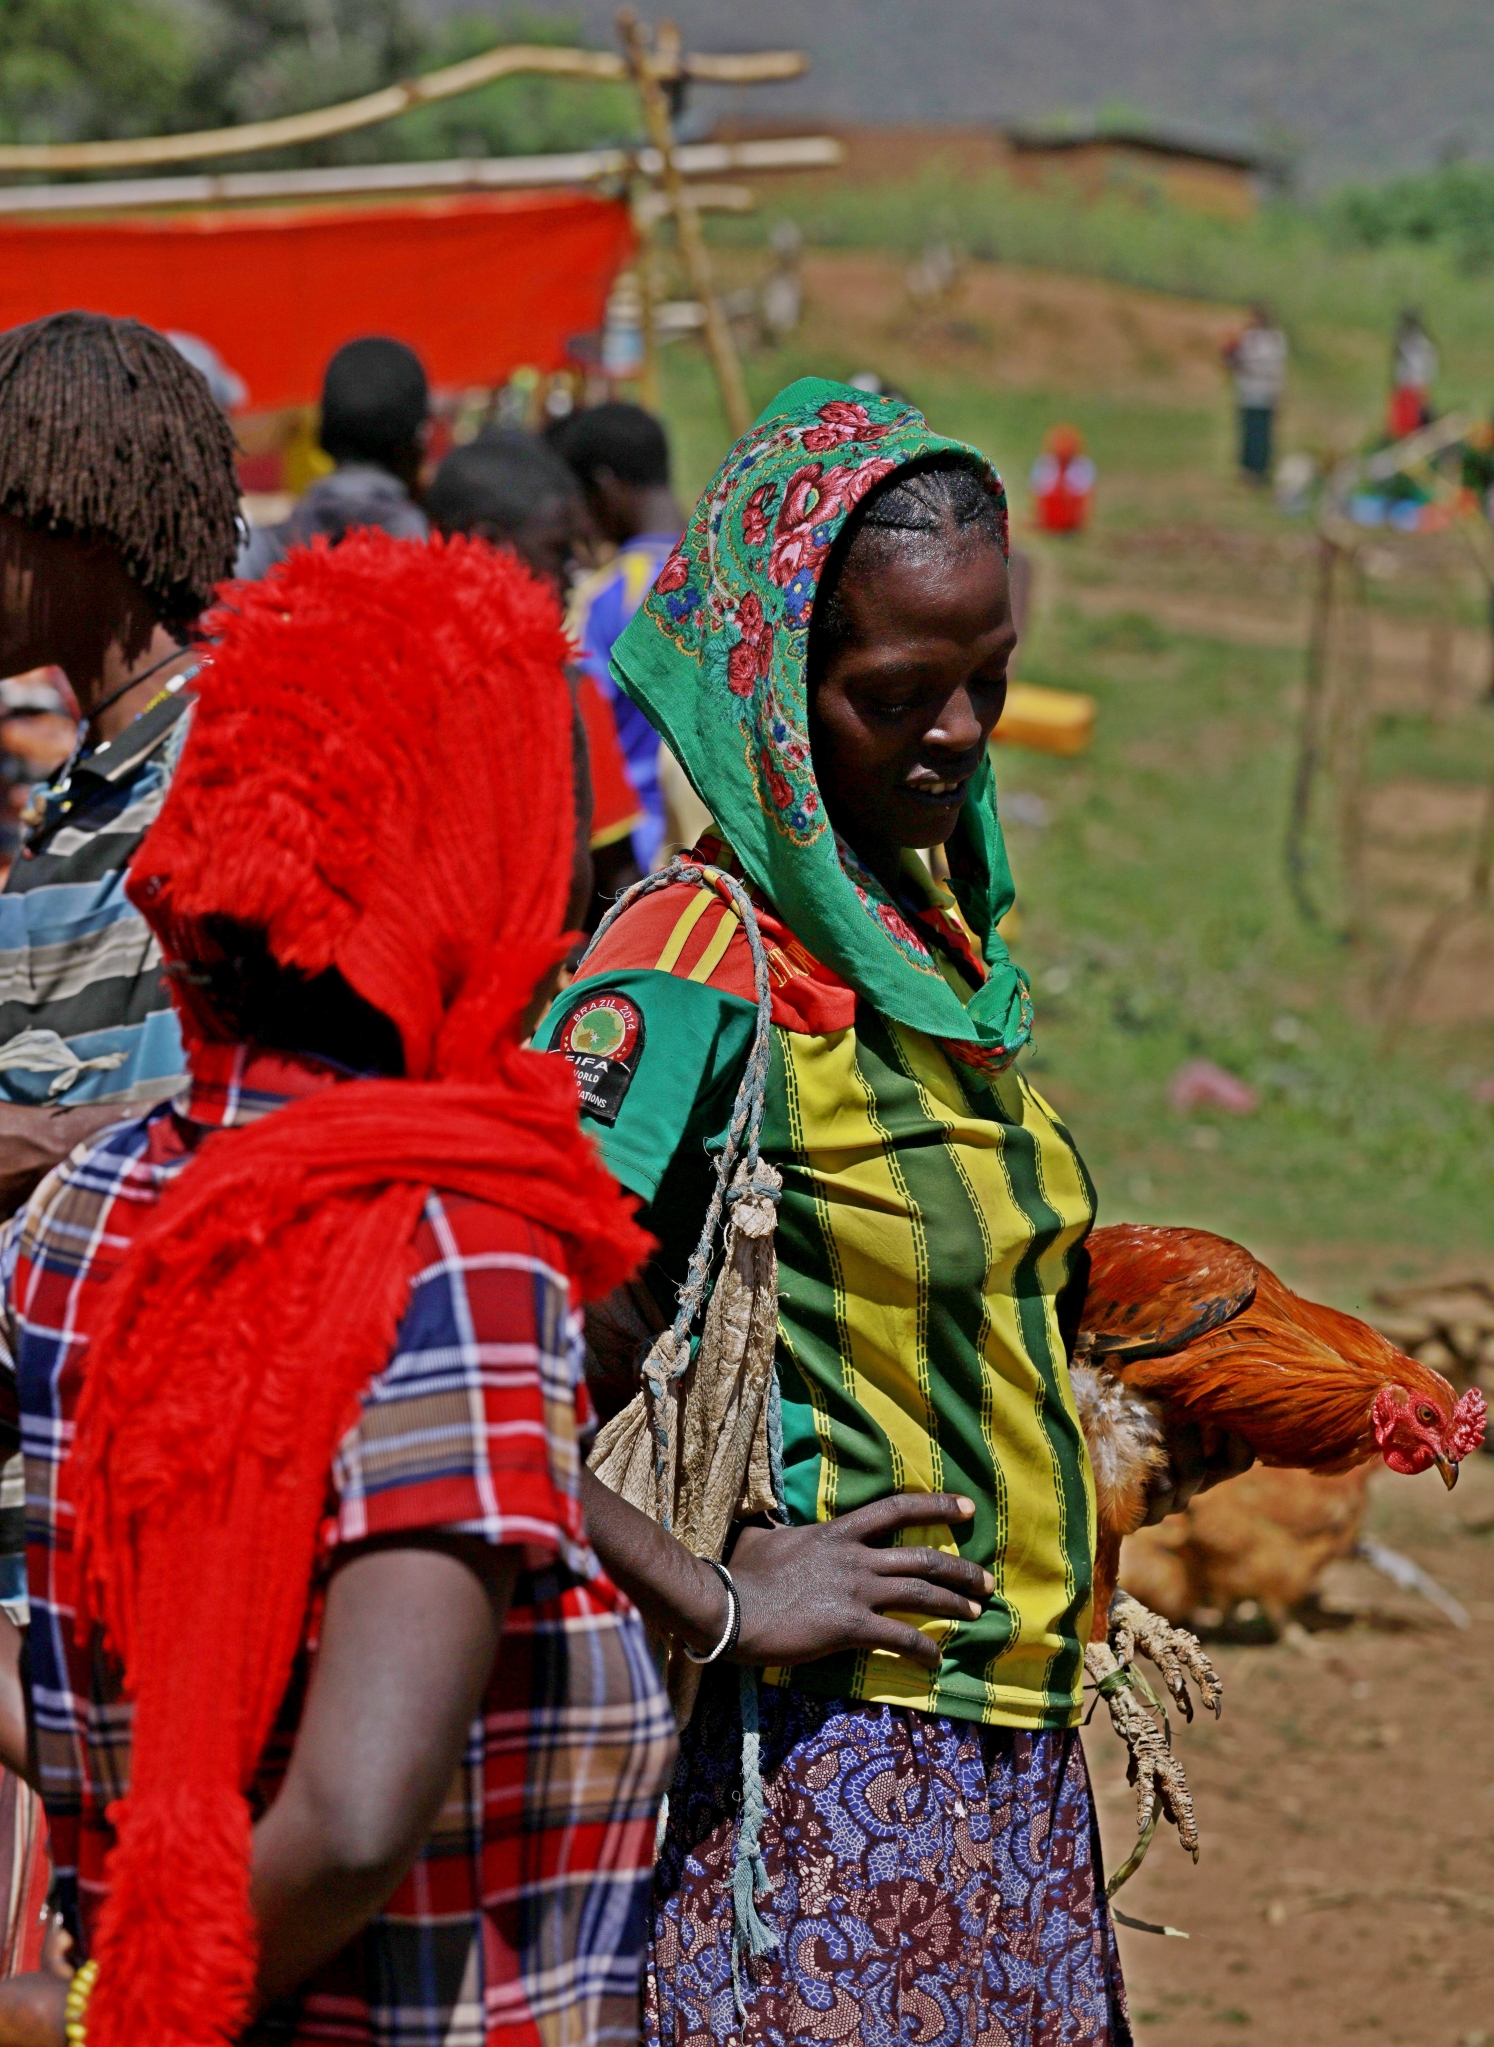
{"left": 711, "top": 171, "right": 1494, "bottom": 421}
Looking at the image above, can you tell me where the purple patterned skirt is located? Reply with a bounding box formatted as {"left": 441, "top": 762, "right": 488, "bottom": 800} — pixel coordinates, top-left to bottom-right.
{"left": 646, "top": 1672, "right": 1131, "bottom": 2047}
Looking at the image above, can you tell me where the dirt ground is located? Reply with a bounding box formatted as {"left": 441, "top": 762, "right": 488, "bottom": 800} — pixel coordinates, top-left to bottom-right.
{"left": 1088, "top": 1454, "right": 1494, "bottom": 2046}
{"left": 789, "top": 250, "right": 1242, "bottom": 406}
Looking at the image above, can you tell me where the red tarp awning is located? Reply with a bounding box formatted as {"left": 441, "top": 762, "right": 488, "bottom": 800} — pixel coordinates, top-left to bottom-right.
{"left": 0, "top": 189, "right": 634, "bottom": 409}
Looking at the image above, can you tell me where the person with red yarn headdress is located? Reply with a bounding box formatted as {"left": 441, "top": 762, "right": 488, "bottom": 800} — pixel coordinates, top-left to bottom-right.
{"left": 0, "top": 529, "right": 677, "bottom": 2047}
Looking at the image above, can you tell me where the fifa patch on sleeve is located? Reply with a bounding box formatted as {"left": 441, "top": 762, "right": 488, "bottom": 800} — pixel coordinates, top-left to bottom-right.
{"left": 550, "top": 989, "right": 645, "bottom": 1125}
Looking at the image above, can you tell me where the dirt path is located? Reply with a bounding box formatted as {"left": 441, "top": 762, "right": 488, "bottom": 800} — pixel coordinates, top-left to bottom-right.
{"left": 1092, "top": 1458, "right": 1494, "bottom": 2045}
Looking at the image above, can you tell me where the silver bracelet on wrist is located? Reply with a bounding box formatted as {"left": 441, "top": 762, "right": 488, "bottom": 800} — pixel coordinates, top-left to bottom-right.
{"left": 682, "top": 1556, "right": 741, "bottom": 1665}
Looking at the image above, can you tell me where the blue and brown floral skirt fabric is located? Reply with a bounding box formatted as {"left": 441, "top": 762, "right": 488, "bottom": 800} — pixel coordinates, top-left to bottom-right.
{"left": 646, "top": 1674, "right": 1132, "bottom": 2047}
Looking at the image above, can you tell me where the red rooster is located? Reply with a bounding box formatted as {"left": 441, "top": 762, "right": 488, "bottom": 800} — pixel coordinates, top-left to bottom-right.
{"left": 1069, "top": 1223, "right": 1487, "bottom": 1861}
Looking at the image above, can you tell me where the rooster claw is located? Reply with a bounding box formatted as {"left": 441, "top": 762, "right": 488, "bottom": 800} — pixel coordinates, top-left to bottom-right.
{"left": 1086, "top": 1640, "right": 1203, "bottom": 1859}
{"left": 1108, "top": 1590, "right": 1222, "bottom": 1723}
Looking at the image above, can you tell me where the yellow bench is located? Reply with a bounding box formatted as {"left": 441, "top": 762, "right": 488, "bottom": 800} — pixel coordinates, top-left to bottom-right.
{"left": 992, "top": 681, "right": 1097, "bottom": 757}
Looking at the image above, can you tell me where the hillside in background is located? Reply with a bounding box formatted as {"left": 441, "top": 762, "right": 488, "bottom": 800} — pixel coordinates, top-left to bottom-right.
{"left": 431, "top": 0, "right": 1494, "bottom": 191}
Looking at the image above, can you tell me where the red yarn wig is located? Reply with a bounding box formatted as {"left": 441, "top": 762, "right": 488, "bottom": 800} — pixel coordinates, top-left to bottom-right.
{"left": 65, "top": 530, "right": 649, "bottom": 2047}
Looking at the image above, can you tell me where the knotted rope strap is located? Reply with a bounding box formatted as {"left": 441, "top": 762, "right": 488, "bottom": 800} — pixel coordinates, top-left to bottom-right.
{"left": 583, "top": 858, "right": 782, "bottom": 1540}
{"left": 586, "top": 856, "right": 778, "bottom": 1362}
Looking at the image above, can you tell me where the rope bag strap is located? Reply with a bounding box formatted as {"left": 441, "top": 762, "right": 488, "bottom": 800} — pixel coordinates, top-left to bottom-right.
{"left": 580, "top": 860, "right": 786, "bottom": 2002}
{"left": 578, "top": 854, "right": 781, "bottom": 1381}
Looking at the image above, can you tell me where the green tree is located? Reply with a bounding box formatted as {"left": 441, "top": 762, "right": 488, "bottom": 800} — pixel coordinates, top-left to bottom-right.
{"left": 0, "top": 0, "right": 638, "bottom": 168}
{"left": 1327, "top": 160, "right": 1494, "bottom": 274}
{"left": 0, "top": 0, "right": 195, "bottom": 142}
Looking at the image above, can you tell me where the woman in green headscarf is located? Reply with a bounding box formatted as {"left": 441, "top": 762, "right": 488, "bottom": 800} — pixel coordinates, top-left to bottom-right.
{"left": 539, "top": 379, "right": 1132, "bottom": 2045}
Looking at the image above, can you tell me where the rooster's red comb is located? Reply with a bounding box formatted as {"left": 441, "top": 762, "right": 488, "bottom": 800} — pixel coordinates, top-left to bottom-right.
{"left": 1450, "top": 1387, "right": 1488, "bottom": 1463}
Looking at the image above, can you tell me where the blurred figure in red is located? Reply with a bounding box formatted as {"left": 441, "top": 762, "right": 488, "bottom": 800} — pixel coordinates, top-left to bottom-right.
{"left": 1389, "top": 309, "right": 1438, "bottom": 440}
{"left": 1030, "top": 424, "right": 1095, "bottom": 534}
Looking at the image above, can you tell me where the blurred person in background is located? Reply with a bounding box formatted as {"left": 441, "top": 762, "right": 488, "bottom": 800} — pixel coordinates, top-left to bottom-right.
{"left": 548, "top": 402, "right": 686, "bottom": 871}
{"left": 0, "top": 671, "right": 76, "bottom": 888}
{"left": 1029, "top": 423, "right": 1095, "bottom": 534}
{"left": 1389, "top": 309, "right": 1438, "bottom": 439}
{"left": 429, "top": 430, "right": 591, "bottom": 598}
{"left": 0, "top": 309, "right": 240, "bottom": 1212}
{"left": 1223, "top": 305, "right": 1288, "bottom": 481}
{"left": 428, "top": 431, "right": 643, "bottom": 923}
{"left": 237, "top": 336, "right": 430, "bottom": 577}
{"left": 165, "top": 331, "right": 249, "bottom": 413}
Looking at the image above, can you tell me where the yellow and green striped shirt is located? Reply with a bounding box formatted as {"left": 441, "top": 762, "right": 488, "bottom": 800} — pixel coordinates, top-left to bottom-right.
{"left": 537, "top": 884, "right": 1097, "bottom": 1728}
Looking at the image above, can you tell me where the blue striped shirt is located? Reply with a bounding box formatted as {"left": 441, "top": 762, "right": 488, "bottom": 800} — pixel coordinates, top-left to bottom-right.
{"left": 0, "top": 678, "right": 191, "bottom": 1108}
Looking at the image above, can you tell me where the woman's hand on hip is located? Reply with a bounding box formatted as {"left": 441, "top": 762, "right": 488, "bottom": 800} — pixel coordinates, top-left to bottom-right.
{"left": 729, "top": 1494, "right": 991, "bottom": 1670}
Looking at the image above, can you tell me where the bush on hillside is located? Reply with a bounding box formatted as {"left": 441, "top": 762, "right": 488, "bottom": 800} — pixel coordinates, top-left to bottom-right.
{"left": 1327, "top": 162, "right": 1494, "bottom": 274}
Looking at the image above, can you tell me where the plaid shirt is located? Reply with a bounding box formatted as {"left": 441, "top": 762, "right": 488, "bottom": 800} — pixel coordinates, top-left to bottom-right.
{"left": 0, "top": 1044, "right": 676, "bottom": 2046}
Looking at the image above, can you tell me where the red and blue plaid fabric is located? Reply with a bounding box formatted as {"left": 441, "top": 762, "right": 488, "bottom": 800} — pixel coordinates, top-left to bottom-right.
{"left": 0, "top": 1044, "right": 676, "bottom": 2046}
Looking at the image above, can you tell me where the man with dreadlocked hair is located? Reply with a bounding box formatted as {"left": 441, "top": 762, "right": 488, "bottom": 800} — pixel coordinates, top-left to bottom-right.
{"left": 0, "top": 310, "right": 242, "bottom": 1213}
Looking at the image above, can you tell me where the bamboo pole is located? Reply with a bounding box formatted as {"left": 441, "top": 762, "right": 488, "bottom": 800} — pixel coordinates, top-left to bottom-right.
{"left": 0, "top": 40, "right": 807, "bottom": 175}
{"left": 0, "top": 139, "right": 840, "bottom": 218}
{"left": 617, "top": 10, "right": 751, "bottom": 440}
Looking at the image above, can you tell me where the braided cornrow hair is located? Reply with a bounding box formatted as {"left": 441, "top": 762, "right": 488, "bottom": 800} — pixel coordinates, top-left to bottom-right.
{"left": 0, "top": 311, "right": 242, "bottom": 628}
{"left": 809, "top": 454, "right": 1004, "bottom": 676}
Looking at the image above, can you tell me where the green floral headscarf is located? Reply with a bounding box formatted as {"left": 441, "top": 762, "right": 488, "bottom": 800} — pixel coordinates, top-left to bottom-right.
{"left": 610, "top": 376, "right": 1032, "bottom": 1075}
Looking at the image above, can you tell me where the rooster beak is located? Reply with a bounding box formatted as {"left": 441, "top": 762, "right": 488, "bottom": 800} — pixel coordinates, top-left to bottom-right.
{"left": 1434, "top": 1454, "right": 1459, "bottom": 1491}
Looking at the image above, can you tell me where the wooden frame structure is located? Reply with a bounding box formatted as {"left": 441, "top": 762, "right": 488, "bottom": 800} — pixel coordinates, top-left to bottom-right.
{"left": 1284, "top": 414, "right": 1494, "bottom": 1042}
{"left": 0, "top": 12, "right": 818, "bottom": 438}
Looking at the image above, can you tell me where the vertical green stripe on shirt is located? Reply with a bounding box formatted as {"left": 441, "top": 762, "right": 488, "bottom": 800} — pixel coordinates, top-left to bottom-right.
{"left": 857, "top": 1013, "right": 1012, "bottom": 1690}
{"left": 970, "top": 1067, "right": 1096, "bottom": 1711}
{"left": 774, "top": 1029, "right": 851, "bottom": 1529}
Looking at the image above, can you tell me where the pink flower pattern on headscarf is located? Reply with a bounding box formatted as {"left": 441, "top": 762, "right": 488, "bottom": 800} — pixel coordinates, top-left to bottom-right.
{"left": 767, "top": 457, "right": 898, "bottom": 590}
{"left": 631, "top": 383, "right": 1028, "bottom": 1073}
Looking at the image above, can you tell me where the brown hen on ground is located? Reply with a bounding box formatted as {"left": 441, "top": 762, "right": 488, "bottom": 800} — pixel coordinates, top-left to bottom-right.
{"left": 1119, "top": 1463, "right": 1371, "bottom": 1634}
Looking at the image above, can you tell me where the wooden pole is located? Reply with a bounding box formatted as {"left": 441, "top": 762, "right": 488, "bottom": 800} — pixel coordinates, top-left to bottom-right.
{"left": 617, "top": 10, "right": 751, "bottom": 440}
{"left": 0, "top": 139, "right": 839, "bottom": 219}
{"left": 0, "top": 40, "right": 807, "bottom": 174}
{"left": 635, "top": 197, "right": 663, "bottom": 413}
{"left": 1286, "top": 533, "right": 1340, "bottom": 924}
{"left": 1333, "top": 554, "right": 1373, "bottom": 941}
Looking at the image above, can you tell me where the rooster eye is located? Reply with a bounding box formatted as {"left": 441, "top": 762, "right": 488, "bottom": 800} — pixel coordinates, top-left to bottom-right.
{"left": 1416, "top": 1404, "right": 1436, "bottom": 1425}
